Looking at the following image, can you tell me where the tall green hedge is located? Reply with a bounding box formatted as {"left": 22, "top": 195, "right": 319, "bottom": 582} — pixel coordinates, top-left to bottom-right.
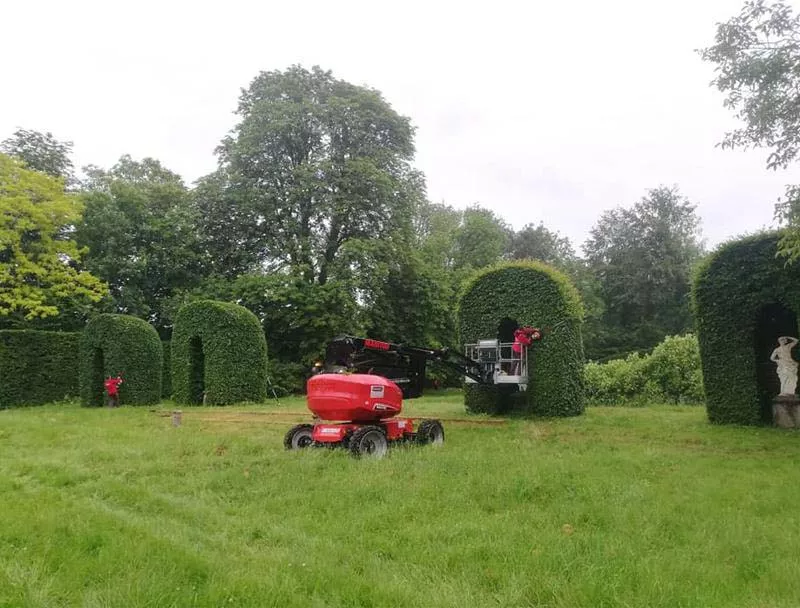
{"left": 458, "top": 261, "right": 585, "bottom": 417}
{"left": 171, "top": 300, "right": 268, "bottom": 405}
{"left": 0, "top": 330, "right": 80, "bottom": 407}
{"left": 80, "top": 314, "right": 163, "bottom": 406}
{"left": 693, "top": 231, "right": 800, "bottom": 425}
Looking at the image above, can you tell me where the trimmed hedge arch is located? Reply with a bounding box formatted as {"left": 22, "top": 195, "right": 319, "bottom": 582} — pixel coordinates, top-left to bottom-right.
{"left": 80, "top": 314, "right": 163, "bottom": 406}
{"left": 171, "top": 300, "right": 268, "bottom": 405}
{"left": 0, "top": 330, "right": 80, "bottom": 407}
{"left": 693, "top": 231, "right": 800, "bottom": 425}
{"left": 458, "top": 261, "right": 585, "bottom": 417}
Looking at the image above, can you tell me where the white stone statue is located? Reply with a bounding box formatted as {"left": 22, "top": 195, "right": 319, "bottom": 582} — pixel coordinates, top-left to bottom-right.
{"left": 770, "top": 336, "right": 799, "bottom": 396}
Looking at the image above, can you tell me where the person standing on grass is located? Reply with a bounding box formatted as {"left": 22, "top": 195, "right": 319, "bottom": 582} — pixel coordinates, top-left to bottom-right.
{"left": 104, "top": 374, "right": 123, "bottom": 407}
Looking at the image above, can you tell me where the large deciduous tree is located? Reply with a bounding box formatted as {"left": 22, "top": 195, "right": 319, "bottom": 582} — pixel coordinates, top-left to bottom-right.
{"left": 338, "top": 237, "right": 457, "bottom": 347}
{"left": 507, "top": 222, "right": 576, "bottom": 268}
{"left": 191, "top": 168, "right": 268, "bottom": 279}
{"left": 583, "top": 186, "right": 704, "bottom": 359}
{"left": 1, "top": 128, "right": 76, "bottom": 186}
{"left": 0, "top": 154, "right": 107, "bottom": 325}
{"left": 411, "top": 201, "right": 512, "bottom": 347}
{"left": 414, "top": 202, "right": 511, "bottom": 274}
{"left": 452, "top": 205, "right": 511, "bottom": 271}
{"left": 212, "top": 64, "right": 426, "bottom": 284}
{"left": 414, "top": 202, "right": 463, "bottom": 271}
{"left": 76, "top": 155, "right": 204, "bottom": 333}
{"left": 699, "top": 0, "right": 800, "bottom": 260}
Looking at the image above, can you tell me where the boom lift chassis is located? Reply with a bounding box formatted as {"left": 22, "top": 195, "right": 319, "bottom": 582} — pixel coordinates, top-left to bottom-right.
{"left": 285, "top": 333, "right": 540, "bottom": 458}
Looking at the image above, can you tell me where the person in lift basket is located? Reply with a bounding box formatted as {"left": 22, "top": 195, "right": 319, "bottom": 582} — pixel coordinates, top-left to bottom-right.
{"left": 104, "top": 374, "right": 123, "bottom": 407}
{"left": 512, "top": 326, "right": 542, "bottom": 374}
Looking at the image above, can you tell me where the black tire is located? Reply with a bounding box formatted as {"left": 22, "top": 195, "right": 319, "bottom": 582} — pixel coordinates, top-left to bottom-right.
{"left": 341, "top": 430, "right": 353, "bottom": 450}
{"left": 416, "top": 419, "right": 445, "bottom": 445}
{"left": 284, "top": 424, "right": 315, "bottom": 450}
{"left": 348, "top": 426, "right": 388, "bottom": 459}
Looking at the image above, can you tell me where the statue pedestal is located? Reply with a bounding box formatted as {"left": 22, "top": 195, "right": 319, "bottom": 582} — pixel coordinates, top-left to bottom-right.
{"left": 772, "top": 395, "right": 800, "bottom": 428}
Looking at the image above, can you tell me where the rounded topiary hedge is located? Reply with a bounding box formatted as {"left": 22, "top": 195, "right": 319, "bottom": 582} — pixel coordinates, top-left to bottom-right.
{"left": 692, "top": 231, "right": 800, "bottom": 425}
{"left": 0, "top": 330, "right": 80, "bottom": 407}
{"left": 171, "top": 300, "right": 268, "bottom": 405}
{"left": 458, "top": 261, "right": 585, "bottom": 417}
{"left": 79, "top": 314, "right": 163, "bottom": 406}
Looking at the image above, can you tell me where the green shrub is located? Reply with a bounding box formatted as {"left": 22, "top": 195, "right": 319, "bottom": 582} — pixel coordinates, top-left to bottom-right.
{"left": 162, "top": 341, "right": 172, "bottom": 399}
{"left": 646, "top": 334, "right": 704, "bottom": 404}
{"left": 584, "top": 334, "right": 704, "bottom": 406}
{"left": 79, "top": 314, "right": 163, "bottom": 406}
{"left": 584, "top": 352, "right": 649, "bottom": 406}
{"left": 172, "top": 300, "right": 268, "bottom": 405}
{"left": 267, "top": 360, "right": 307, "bottom": 396}
{"left": 0, "top": 330, "right": 80, "bottom": 407}
{"left": 692, "top": 232, "right": 800, "bottom": 425}
{"left": 458, "top": 261, "right": 585, "bottom": 417}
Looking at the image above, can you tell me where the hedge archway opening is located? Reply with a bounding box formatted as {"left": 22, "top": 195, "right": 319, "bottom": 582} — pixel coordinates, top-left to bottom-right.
{"left": 755, "top": 303, "right": 798, "bottom": 419}
{"left": 497, "top": 317, "right": 519, "bottom": 343}
{"left": 161, "top": 341, "right": 172, "bottom": 399}
{"left": 458, "top": 261, "right": 585, "bottom": 417}
{"left": 692, "top": 232, "right": 800, "bottom": 425}
{"left": 79, "top": 314, "right": 163, "bottom": 406}
{"left": 172, "top": 300, "right": 268, "bottom": 405}
{"left": 189, "top": 336, "right": 205, "bottom": 404}
{"left": 497, "top": 317, "right": 519, "bottom": 374}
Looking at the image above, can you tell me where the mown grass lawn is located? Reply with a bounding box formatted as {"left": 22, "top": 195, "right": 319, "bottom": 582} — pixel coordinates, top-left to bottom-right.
{"left": 2, "top": 391, "right": 800, "bottom": 607}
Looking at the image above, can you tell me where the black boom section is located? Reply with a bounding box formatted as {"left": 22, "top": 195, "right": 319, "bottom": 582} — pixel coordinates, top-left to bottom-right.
{"left": 323, "top": 335, "right": 489, "bottom": 399}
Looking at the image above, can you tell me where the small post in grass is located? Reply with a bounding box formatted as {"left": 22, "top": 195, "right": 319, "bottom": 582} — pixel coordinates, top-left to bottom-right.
{"left": 172, "top": 410, "right": 182, "bottom": 427}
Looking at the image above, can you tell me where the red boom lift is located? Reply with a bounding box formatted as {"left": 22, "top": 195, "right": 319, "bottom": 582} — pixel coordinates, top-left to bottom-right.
{"left": 284, "top": 330, "right": 542, "bottom": 458}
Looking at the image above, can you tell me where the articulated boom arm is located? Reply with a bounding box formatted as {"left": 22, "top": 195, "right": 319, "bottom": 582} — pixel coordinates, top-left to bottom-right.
{"left": 322, "top": 335, "right": 491, "bottom": 399}
{"left": 356, "top": 337, "right": 490, "bottom": 384}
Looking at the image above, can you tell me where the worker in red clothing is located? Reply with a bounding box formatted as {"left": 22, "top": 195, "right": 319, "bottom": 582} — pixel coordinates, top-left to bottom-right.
{"left": 511, "top": 327, "right": 542, "bottom": 374}
{"left": 104, "top": 375, "right": 123, "bottom": 407}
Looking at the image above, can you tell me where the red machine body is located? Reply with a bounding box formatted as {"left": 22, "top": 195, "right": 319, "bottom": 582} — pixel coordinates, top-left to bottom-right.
{"left": 285, "top": 334, "right": 496, "bottom": 457}
{"left": 307, "top": 373, "right": 404, "bottom": 422}
{"left": 303, "top": 373, "right": 418, "bottom": 448}
{"left": 312, "top": 418, "right": 415, "bottom": 444}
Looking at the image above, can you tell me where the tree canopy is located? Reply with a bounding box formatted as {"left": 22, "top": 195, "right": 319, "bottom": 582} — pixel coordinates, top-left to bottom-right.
{"left": 0, "top": 153, "right": 107, "bottom": 323}
{"left": 583, "top": 186, "right": 704, "bottom": 358}
{"left": 700, "top": 0, "right": 800, "bottom": 260}
{"left": 507, "top": 222, "right": 575, "bottom": 268}
{"left": 0, "top": 63, "right": 717, "bottom": 390}
{"left": 1, "top": 128, "right": 76, "bottom": 185}
{"left": 76, "top": 155, "right": 204, "bottom": 333}
{"left": 212, "top": 64, "right": 426, "bottom": 285}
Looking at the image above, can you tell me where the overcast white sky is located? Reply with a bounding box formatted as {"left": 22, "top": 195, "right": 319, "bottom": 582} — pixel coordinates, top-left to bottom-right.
{"left": 2, "top": 0, "right": 798, "bottom": 251}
